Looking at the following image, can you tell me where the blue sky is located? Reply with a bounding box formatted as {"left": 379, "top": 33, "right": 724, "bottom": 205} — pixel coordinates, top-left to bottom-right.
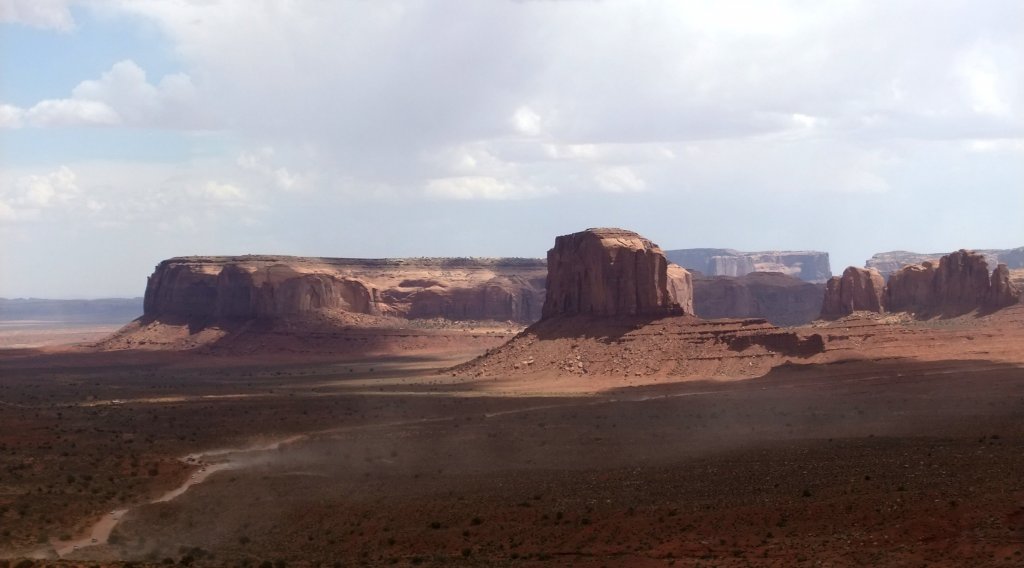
{"left": 1, "top": 0, "right": 1022, "bottom": 298}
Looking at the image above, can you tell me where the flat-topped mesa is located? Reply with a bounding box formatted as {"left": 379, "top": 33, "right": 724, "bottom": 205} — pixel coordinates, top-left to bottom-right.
{"left": 143, "top": 255, "right": 547, "bottom": 323}
{"left": 664, "top": 248, "right": 832, "bottom": 283}
{"left": 820, "top": 267, "right": 886, "bottom": 319}
{"left": 541, "top": 228, "right": 692, "bottom": 319}
{"left": 694, "top": 271, "right": 826, "bottom": 326}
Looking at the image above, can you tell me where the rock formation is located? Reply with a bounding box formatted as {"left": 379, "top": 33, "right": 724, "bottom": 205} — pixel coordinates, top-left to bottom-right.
{"left": 866, "top": 246, "right": 1024, "bottom": 278}
{"left": 664, "top": 248, "right": 832, "bottom": 283}
{"left": 541, "top": 228, "right": 691, "bottom": 318}
{"left": 820, "top": 267, "right": 886, "bottom": 319}
{"left": 692, "top": 272, "right": 826, "bottom": 327}
{"left": 143, "top": 256, "right": 547, "bottom": 324}
{"left": 886, "top": 250, "right": 1021, "bottom": 315}
{"left": 823, "top": 250, "right": 1020, "bottom": 319}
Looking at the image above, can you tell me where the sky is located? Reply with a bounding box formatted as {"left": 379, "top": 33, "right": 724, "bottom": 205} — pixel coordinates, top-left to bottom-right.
{"left": 1, "top": 0, "right": 1022, "bottom": 298}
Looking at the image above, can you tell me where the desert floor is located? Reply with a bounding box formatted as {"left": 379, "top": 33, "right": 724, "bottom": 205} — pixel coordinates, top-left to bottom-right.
{"left": 1, "top": 317, "right": 1024, "bottom": 567}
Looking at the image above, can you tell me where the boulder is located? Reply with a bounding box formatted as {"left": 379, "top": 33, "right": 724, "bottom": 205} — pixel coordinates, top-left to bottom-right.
{"left": 541, "top": 228, "right": 691, "bottom": 318}
{"left": 819, "top": 267, "right": 886, "bottom": 319}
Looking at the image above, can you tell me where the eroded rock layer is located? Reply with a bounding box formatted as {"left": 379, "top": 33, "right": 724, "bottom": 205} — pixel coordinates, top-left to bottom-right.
{"left": 143, "top": 256, "right": 547, "bottom": 324}
{"left": 541, "top": 228, "right": 692, "bottom": 319}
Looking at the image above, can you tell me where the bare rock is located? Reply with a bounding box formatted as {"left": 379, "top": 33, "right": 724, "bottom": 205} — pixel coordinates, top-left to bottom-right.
{"left": 143, "top": 256, "right": 546, "bottom": 324}
{"left": 883, "top": 250, "right": 1019, "bottom": 316}
{"left": 541, "top": 228, "right": 691, "bottom": 318}
{"left": 820, "top": 267, "right": 886, "bottom": 319}
{"left": 885, "top": 261, "right": 937, "bottom": 313}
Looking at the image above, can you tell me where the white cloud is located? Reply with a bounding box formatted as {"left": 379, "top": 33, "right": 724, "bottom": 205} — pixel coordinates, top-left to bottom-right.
{"left": 424, "top": 176, "right": 553, "bottom": 200}
{"left": 24, "top": 99, "right": 121, "bottom": 127}
{"left": 237, "top": 148, "right": 309, "bottom": 192}
{"left": 594, "top": 167, "right": 646, "bottom": 193}
{"left": 511, "top": 106, "right": 542, "bottom": 136}
{"left": 10, "top": 60, "right": 196, "bottom": 128}
{"left": 196, "top": 181, "right": 246, "bottom": 202}
{"left": 0, "top": 0, "right": 74, "bottom": 31}
{"left": 0, "top": 103, "right": 24, "bottom": 128}
{"left": 0, "top": 166, "right": 81, "bottom": 220}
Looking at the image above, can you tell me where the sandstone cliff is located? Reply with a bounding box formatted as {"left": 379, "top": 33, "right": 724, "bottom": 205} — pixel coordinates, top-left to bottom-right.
{"left": 541, "top": 228, "right": 691, "bottom": 318}
{"left": 820, "top": 267, "right": 886, "bottom": 319}
{"left": 143, "top": 256, "right": 547, "bottom": 324}
{"left": 866, "top": 247, "right": 1024, "bottom": 278}
{"left": 664, "top": 249, "right": 832, "bottom": 283}
{"left": 693, "top": 272, "right": 826, "bottom": 327}
{"left": 886, "top": 250, "right": 1021, "bottom": 315}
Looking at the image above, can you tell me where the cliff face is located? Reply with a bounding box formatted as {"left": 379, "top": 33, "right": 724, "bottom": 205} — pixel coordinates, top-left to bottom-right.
{"left": 866, "top": 247, "right": 1024, "bottom": 278}
{"left": 143, "top": 256, "right": 547, "bottom": 324}
{"left": 822, "top": 250, "right": 1021, "bottom": 319}
{"left": 820, "top": 267, "right": 886, "bottom": 319}
{"left": 886, "top": 250, "right": 1021, "bottom": 315}
{"left": 541, "top": 228, "right": 691, "bottom": 319}
{"left": 693, "top": 272, "right": 825, "bottom": 327}
{"left": 664, "top": 248, "right": 831, "bottom": 283}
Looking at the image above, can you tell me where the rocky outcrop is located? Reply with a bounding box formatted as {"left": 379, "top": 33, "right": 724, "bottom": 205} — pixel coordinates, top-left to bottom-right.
{"left": 886, "top": 250, "right": 1021, "bottom": 315}
{"left": 820, "top": 267, "right": 886, "bottom": 319}
{"left": 541, "top": 228, "right": 691, "bottom": 319}
{"left": 143, "top": 256, "right": 547, "bottom": 324}
{"left": 693, "top": 272, "right": 826, "bottom": 327}
{"left": 867, "top": 247, "right": 1024, "bottom": 278}
{"left": 664, "top": 248, "right": 832, "bottom": 283}
{"left": 823, "top": 250, "right": 1021, "bottom": 319}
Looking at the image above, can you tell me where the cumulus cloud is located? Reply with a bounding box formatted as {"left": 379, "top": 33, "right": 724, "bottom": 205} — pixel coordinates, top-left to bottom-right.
{"left": 3, "top": 60, "right": 196, "bottom": 128}
{"left": 2, "top": 1, "right": 1023, "bottom": 296}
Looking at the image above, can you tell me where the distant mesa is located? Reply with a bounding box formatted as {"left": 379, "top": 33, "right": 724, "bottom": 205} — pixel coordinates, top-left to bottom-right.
{"left": 142, "top": 255, "right": 547, "bottom": 324}
{"left": 822, "top": 250, "right": 1021, "bottom": 319}
{"left": 664, "top": 248, "right": 831, "bottom": 283}
{"left": 866, "top": 246, "right": 1024, "bottom": 279}
{"left": 541, "top": 228, "right": 692, "bottom": 319}
{"left": 693, "top": 271, "right": 826, "bottom": 327}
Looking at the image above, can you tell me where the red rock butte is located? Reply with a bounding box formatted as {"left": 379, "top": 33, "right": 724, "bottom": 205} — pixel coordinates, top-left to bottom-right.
{"left": 541, "top": 228, "right": 693, "bottom": 319}
{"left": 822, "top": 249, "right": 1021, "bottom": 319}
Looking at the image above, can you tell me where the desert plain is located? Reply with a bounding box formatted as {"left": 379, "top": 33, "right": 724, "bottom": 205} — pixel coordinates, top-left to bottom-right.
{"left": 2, "top": 232, "right": 1024, "bottom": 568}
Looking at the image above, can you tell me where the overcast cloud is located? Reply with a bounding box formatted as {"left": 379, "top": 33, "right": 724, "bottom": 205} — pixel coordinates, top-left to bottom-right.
{"left": 1, "top": 0, "right": 1022, "bottom": 297}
